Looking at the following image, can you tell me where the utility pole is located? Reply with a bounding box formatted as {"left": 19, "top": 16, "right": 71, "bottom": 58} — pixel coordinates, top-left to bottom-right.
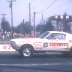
{"left": 1, "top": 14, "right": 6, "bottom": 21}
{"left": 42, "top": 14, "right": 43, "bottom": 24}
{"left": 34, "top": 12, "right": 36, "bottom": 38}
{"left": 29, "top": 3, "right": 31, "bottom": 25}
{"left": 7, "top": 0, "right": 16, "bottom": 38}
{"left": 42, "top": 14, "right": 43, "bottom": 22}
{"left": 40, "top": 14, "right": 44, "bottom": 33}
{"left": 23, "top": 19, "right": 24, "bottom": 24}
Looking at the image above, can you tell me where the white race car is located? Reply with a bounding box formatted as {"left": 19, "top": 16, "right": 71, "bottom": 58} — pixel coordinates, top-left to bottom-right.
{"left": 10, "top": 31, "right": 72, "bottom": 57}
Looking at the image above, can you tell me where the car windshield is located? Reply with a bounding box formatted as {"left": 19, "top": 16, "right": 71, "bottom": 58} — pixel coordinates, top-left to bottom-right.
{"left": 39, "top": 31, "right": 50, "bottom": 39}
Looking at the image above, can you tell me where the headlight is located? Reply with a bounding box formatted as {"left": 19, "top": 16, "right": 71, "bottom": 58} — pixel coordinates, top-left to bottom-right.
{"left": 10, "top": 41, "right": 19, "bottom": 50}
{"left": 11, "top": 41, "right": 16, "bottom": 46}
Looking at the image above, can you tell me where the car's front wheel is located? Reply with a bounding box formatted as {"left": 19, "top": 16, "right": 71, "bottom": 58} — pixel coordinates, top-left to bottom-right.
{"left": 20, "top": 46, "right": 33, "bottom": 58}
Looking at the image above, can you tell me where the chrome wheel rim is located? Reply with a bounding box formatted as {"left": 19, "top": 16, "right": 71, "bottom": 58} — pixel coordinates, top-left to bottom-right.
{"left": 23, "top": 48, "right": 31, "bottom": 57}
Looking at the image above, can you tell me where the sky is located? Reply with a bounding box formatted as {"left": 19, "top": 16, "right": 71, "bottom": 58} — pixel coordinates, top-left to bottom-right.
{"left": 0, "top": 0, "right": 72, "bottom": 27}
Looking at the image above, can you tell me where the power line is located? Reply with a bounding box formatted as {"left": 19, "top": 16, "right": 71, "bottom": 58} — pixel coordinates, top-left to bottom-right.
{"left": 66, "top": 0, "right": 72, "bottom": 9}
{"left": 37, "top": 0, "right": 58, "bottom": 14}
{"left": 51, "top": 0, "right": 72, "bottom": 13}
{"left": 30, "top": 0, "right": 34, "bottom": 4}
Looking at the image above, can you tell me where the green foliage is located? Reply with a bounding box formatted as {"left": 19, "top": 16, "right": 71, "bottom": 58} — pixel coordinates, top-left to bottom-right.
{"left": 62, "top": 13, "right": 71, "bottom": 33}
{"left": 36, "top": 20, "right": 55, "bottom": 34}
{"left": 36, "top": 24, "right": 46, "bottom": 34}
{"left": 1, "top": 20, "right": 11, "bottom": 33}
{"left": 63, "top": 21, "right": 71, "bottom": 33}
{"left": 14, "top": 21, "right": 33, "bottom": 34}
{"left": 45, "top": 20, "right": 55, "bottom": 31}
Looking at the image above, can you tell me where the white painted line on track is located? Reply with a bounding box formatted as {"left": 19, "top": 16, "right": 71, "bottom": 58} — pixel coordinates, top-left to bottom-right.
{"left": 0, "top": 62, "right": 72, "bottom": 67}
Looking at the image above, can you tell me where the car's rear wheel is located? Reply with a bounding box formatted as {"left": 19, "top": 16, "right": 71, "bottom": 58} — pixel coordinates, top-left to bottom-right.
{"left": 69, "top": 48, "right": 72, "bottom": 57}
{"left": 63, "top": 52, "right": 70, "bottom": 57}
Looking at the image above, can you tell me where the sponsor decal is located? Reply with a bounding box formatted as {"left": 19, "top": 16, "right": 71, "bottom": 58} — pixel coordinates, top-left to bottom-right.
{"left": 49, "top": 43, "right": 68, "bottom": 47}
{"left": 43, "top": 43, "right": 48, "bottom": 47}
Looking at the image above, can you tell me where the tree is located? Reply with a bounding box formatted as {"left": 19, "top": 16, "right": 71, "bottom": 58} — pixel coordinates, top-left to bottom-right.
{"left": 14, "top": 23, "right": 24, "bottom": 34}
{"left": 63, "top": 21, "right": 71, "bottom": 33}
{"left": 1, "top": 19, "right": 11, "bottom": 33}
{"left": 36, "top": 18, "right": 55, "bottom": 34}
{"left": 45, "top": 20, "right": 55, "bottom": 31}
{"left": 24, "top": 22, "right": 33, "bottom": 34}
{"left": 36, "top": 24, "right": 46, "bottom": 34}
{"left": 15, "top": 21, "right": 33, "bottom": 35}
{"left": 62, "top": 13, "right": 71, "bottom": 33}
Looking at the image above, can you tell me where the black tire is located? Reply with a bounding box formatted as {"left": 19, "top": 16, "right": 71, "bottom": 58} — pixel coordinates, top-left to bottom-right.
{"left": 20, "top": 46, "right": 33, "bottom": 58}
{"left": 69, "top": 51, "right": 72, "bottom": 57}
{"left": 63, "top": 52, "right": 70, "bottom": 57}
{"left": 69, "top": 48, "right": 72, "bottom": 57}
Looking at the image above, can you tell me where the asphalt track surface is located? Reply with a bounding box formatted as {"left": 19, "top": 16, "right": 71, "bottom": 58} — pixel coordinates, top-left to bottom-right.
{"left": 0, "top": 52, "right": 72, "bottom": 72}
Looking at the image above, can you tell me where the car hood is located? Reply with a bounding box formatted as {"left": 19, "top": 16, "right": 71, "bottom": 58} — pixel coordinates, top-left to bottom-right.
{"left": 11, "top": 38, "right": 46, "bottom": 43}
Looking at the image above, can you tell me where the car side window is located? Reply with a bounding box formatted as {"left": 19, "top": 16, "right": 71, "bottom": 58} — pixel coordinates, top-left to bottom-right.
{"left": 57, "top": 33, "right": 66, "bottom": 39}
{"left": 46, "top": 33, "right": 57, "bottom": 39}
{"left": 46, "top": 33, "right": 66, "bottom": 40}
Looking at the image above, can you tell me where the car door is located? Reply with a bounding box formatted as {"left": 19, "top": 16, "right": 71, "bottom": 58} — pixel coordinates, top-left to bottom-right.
{"left": 45, "top": 33, "right": 68, "bottom": 51}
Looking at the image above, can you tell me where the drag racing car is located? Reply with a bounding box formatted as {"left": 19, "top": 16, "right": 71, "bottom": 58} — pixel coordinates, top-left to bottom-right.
{"left": 10, "top": 31, "right": 72, "bottom": 57}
